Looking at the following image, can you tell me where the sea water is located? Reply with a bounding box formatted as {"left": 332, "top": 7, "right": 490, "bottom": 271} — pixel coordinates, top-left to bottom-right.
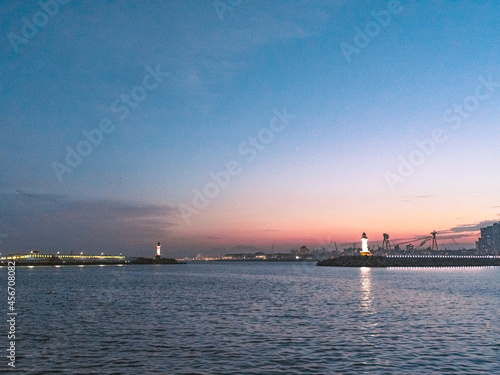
{"left": 4, "top": 262, "right": 500, "bottom": 374}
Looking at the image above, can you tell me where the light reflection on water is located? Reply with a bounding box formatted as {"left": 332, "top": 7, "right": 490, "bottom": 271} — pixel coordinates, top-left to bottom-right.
{"left": 7, "top": 263, "right": 500, "bottom": 374}
{"left": 360, "top": 267, "right": 373, "bottom": 314}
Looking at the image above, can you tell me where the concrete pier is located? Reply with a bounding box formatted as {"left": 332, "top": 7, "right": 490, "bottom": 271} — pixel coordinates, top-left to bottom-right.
{"left": 317, "top": 255, "right": 500, "bottom": 267}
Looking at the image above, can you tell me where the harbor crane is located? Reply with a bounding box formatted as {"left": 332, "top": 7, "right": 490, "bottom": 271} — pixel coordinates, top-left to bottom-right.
{"left": 382, "top": 233, "right": 392, "bottom": 252}
{"left": 451, "top": 237, "right": 466, "bottom": 251}
{"left": 393, "top": 231, "right": 439, "bottom": 252}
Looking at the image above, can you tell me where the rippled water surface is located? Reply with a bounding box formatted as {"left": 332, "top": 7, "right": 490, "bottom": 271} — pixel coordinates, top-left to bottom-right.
{"left": 6, "top": 263, "right": 500, "bottom": 374}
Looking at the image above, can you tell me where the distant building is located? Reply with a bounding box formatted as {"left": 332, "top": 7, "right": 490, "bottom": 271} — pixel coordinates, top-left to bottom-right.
{"left": 222, "top": 253, "right": 256, "bottom": 260}
{"left": 222, "top": 251, "right": 298, "bottom": 261}
{"left": 477, "top": 222, "right": 500, "bottom": 255}
{"left": 266, "top": 252, "right": 296, "bottom": 261}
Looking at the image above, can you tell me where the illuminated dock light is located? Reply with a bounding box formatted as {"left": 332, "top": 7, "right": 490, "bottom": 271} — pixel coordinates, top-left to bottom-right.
{"left": 156, "top": 242, "right": 161, "bottom": 257}
{"left": 360, "top": 232, "right": 372, "bottom": 256}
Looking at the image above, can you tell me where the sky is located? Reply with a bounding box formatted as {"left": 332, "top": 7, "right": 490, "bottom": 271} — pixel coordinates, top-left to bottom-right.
{"left": 1, "top": 0, "right": 500, "bottom": 257}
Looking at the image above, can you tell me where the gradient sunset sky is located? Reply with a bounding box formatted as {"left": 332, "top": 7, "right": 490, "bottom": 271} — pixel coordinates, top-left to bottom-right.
{"left": 1, "top": 0, "right": 499, "bottom": 256}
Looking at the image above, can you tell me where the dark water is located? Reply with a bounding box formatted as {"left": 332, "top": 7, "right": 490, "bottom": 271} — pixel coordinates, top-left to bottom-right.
{"left": 3, "top": 262, "right": 500, "bottom": 374}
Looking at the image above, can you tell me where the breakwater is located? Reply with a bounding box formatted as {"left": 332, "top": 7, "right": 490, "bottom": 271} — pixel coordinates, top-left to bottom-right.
{"left": 0, "top": 256, "right": 183, "bottom": 267}
{"left": 131, "top": 257, "right": 184, "bottom": 264}
{"left": 317, "top": 255, "right": 500, "bottom": 267}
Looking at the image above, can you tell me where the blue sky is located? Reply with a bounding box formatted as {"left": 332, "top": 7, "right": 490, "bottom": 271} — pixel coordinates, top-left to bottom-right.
{"left": 1, "top": 0, "right": 499, "bottom": 256}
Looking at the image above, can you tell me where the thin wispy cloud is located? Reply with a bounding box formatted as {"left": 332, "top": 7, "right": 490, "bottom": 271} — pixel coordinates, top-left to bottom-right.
{"left": 0, "top": 192, "right": 177, "bottom": 255}
{"left": 446, "top": 220, "right": 499, "bottom": 234}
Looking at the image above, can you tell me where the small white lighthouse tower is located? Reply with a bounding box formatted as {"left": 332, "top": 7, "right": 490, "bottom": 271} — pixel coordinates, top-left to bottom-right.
{"left": 360, "top": 232, "right": 372, "bottom": 256}
{"left": 156, "top": 242, "right": 161, "bottom": 257}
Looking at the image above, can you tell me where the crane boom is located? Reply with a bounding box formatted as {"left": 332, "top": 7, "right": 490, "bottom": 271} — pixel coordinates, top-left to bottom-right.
{"left": 418, "top": 237, "right": 431, "bottom": 248}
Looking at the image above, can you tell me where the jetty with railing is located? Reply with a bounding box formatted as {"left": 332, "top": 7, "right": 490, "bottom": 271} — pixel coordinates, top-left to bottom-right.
{"left": 317, "top": 255, "right": 500, "bottom": 267}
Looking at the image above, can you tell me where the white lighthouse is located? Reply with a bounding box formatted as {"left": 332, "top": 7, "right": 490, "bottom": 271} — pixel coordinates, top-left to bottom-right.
{"left": 360, "top": 232, "right": 372, "bottom": 256}
{"left": 156, "top": 242, "right": 161, "bottom": 257}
